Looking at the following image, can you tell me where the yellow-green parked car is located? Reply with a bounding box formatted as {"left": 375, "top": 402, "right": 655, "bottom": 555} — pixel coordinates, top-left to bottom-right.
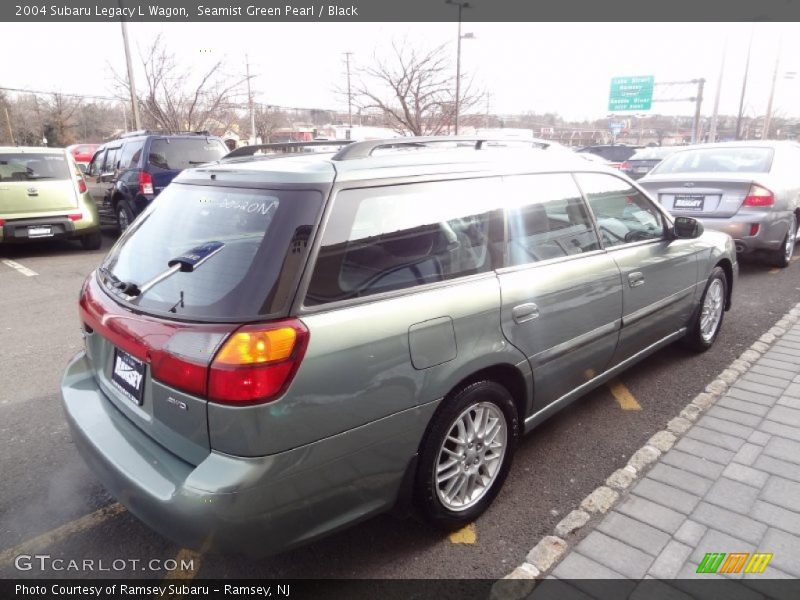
{"left": 0, "top": 146, "right": 101, "bottom": 249}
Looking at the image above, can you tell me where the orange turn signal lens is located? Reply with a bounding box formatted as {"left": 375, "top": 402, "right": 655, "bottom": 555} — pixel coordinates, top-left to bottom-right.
{"left": 214, "top": 327, "right": 297, "bottom": 365}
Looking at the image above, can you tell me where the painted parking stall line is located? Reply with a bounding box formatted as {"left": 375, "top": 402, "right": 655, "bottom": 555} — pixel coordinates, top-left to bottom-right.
{"left": 0, "top": 503, "right": 125, "bottom": 568}
{"left": 1, "top": 259, "right": 38, "bottom": 277}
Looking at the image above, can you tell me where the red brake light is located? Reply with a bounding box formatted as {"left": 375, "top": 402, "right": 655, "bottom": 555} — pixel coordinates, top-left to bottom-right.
{"left": 139, "top": 171, "right": 154, "bottom": 195}
{"left": 208, "top": 319, "right": 309, "bottom": 405}
{"left": 743, "top": 184, "right": 774, "bottom": 207}
{"left": 68, "top": 213, "right": 82, "bottom": 222}
{"left": 77, "top": 178, "right": 87, "bottom": 194}
{"left": 0, "top": 219, "right": 5, "bottom": 227}
{"left": 620, "top": 161, "right": 632, "bottom": 170}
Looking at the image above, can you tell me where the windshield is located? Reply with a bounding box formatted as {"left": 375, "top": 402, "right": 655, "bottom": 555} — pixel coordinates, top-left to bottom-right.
{"left": 630, "top": 147, "right": 675, "bottom": 161}
{"left": 148, "top": 138, "right": 228, "bottom": 170}
{"left": 0, "top": 153, "right": 71, "bottom": 181}
{"left": 653, "top": 147, "right": 774, "bottom": 174}
{"left": 99, "top": 183, "right": 323, "bottom": 320}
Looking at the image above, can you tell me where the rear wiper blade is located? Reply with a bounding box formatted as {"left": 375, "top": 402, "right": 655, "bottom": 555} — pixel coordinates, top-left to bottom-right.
{"left": 128, "top": 241, "right": 225, "bottom": 300}
{"left": 98, "top": 266, "right": 141, "bottom": 296}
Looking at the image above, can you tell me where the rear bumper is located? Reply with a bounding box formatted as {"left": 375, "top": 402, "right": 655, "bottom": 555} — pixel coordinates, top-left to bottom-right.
{"left": 695, "top": 211, "right": 791, "bottom": 254}
{"left": 0, "top": 216, "right": 99, "bottom": 243}
{"left": 61, "top": 351, "right": 432, "bottom": 556}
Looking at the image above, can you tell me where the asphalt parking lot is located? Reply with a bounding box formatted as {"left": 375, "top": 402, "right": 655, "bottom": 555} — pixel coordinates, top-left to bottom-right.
{"left": 1, "top": 234, "right": 798, "bottom": 580}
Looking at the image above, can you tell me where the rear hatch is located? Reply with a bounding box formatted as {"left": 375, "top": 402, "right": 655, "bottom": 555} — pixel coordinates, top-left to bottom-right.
{"left": 639, "top": 146, "right": 776, "bottom": 218}
{"left": 82, "top": 182, "right": 324, "bottom": 464}
{"left": 0, "top": 151, "right": 78, "bottom": 216}
{"left": 147, "top": 137, "right": 228, "bottom": 195}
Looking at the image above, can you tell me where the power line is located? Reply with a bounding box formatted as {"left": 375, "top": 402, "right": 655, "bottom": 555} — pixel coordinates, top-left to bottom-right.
{"left": 0, "top": 86, "right": 120, "bottom": 102}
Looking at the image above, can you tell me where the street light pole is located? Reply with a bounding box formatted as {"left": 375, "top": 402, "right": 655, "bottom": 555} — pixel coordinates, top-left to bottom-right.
{"left": 246, "top": 54, "right": 256, "bottom": 144}
{"left": 445, "top": 0, "right": 471, "bottom": 135}
{"left": 763, "top": 37, "right": 782, "bottom": 140}
{"left": 736, "top": 25, "right": 755, "bottom": 140}
{"left": 343, "top": 52, "right": 354, "bottom": 128}
{"left": 709, "top": 38, "right": 727, "bottom": 143}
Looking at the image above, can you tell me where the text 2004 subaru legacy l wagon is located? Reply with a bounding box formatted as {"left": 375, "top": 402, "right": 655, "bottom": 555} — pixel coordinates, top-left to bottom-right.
{"left": 61, "top": 137, "right": 737, "bottom": 556}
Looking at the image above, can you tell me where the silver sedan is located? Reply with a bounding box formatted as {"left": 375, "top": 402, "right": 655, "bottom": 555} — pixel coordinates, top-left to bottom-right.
{"left": 639, "top": 141, "right": 800, "bottom": 267}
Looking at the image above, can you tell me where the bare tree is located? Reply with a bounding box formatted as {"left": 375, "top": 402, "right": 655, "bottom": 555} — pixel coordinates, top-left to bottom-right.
{"left": 352, "top": 41, "right": 482, "bottom": 136}
{"left": 252, "top": 105, "right": 289, "bottom": 143}
{"left": 115, "top": 35, "right": 248, "bottom": 133}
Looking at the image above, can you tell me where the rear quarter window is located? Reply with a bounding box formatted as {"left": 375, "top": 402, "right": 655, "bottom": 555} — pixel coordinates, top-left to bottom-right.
{"left": 305, "top": 178, "right": 504, "bottom": 306}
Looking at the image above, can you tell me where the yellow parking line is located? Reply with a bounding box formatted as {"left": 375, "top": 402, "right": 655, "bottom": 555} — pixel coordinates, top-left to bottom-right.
{"left": 448, "top": 523, "right": 477, "bottom": 544}
{"left": 0, "top": 503, "right": 125, "bottom": 568}
{"left": 608, "top": 380, "right": 642, "bottom": 411}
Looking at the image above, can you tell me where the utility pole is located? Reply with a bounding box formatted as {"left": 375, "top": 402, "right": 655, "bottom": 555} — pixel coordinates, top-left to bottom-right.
{"left": 763, "top": 38, "right": 782, "bottom": 140}
{"left": 246, "top": 54, "right": 256, "bottom": 144}
{"left": 4, "top": 105, "right": 14, "bottom": 145}
{"left": 736, "top": 25, "right": 755, "bottom": 140}
{"left": 119, "top": 5, "right": 141, "bottom": 131}
{"left": 343, "top": 52, "right": 353, "bottom": 128}
{"left": 709, "top": 39, "right": 727, "bottom": 143}
{"left": 445, "top": 0, "right": 471, "bottom": 135}
{"left": 692, "top": 78, "right": 705, "bottom": 144}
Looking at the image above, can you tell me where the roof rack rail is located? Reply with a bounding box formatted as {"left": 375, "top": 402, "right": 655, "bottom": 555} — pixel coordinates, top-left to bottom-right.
{"left": 117, "top": 129, "right": 212, "bottom": 139}
{"left": 330, "top": 136, "right": 553, "bottom": 161}
{"left": 222, "top": 140, "right": 353, "bottom": 160}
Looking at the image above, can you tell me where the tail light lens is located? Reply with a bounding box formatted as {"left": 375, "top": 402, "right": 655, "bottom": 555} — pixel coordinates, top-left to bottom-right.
{"left": 77, "top": 178, "right": 87, "bottom": 194}
{"left": 0, "top": 219, "right": 5, "bottom": 227}
{"left": 749, "top": 224, "right": 760, "bottom": 236}
{"left": 139, "top": 171, "right": 154, "bottom": 195}
{"left": 620, "top": 161, "right": 632, "bottom": 170}
{"left": 743, "top": 184, "right": 774, "bottom": 207}
{"left": 208, "top": 319, "right": 309, "bottom": 405}
{"left": 68, "top": 213, "right": 82, "bottom": 222}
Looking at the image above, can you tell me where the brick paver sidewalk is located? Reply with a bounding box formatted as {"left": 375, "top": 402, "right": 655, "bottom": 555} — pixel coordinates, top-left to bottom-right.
{"left": 550, "top": 323, "right": 800, "bottom": 582}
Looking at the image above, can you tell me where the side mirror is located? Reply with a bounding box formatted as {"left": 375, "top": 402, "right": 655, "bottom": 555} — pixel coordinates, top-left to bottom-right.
{"left": 673, "top": 216, "right": 704, "bottom": 239}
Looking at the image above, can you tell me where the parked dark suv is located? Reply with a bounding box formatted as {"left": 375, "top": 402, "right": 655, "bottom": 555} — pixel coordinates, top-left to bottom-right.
{"left": 84, "top": 131, "right": 228, "bottom": 232}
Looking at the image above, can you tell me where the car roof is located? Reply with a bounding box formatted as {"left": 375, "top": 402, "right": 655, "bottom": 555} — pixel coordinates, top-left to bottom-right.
{"left": 179, "top": 138, "right": 613, "bottom": 186}
{"left": 0, "top": 146, "right": 68, "bottom": 154}
{"left": 674, "top": 140, "right": 796, "bottom": 150}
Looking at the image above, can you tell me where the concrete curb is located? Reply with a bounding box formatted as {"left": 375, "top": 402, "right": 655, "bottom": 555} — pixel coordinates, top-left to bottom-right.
{"left": 490, "top": 301, "right": 800, "bottom": 600}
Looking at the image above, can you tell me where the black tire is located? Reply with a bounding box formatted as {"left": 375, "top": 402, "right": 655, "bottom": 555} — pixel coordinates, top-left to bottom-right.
{"left": 80, "top": 231, "right": 102, "bottom": 250}
{"left": 769, "top": 215, "right": 796, "bottom": 268}
{"left": 414, "top": 380, "right": 519, "bottom": 530}
{"left": 682, "top": 266, "right": 727, "bottom": 353}
{"left": 116, "top": 200, "right": 135, "bottom": 234}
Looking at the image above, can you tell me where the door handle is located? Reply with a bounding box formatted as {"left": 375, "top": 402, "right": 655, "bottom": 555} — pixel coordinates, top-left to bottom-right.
{"left": 628, "top": 272, "right": 645, "bottom": 288}
{"left": 512, "top": 303, "right": 540, "bottom": 324}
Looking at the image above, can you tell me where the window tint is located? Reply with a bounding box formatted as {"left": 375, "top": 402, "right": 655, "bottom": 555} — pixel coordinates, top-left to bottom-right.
{"left": 86, "top": 150, "right": 105, "bottom": 176}
{"left": 104, "top": 146, "right": 121, "bottom": 172}
{"left": 0, "top": 152, "right": 71, "bottom": 181}
{"left": 118, "top": 141, "right": 145, "bottom": 170}
{"left": 148, "top": 138, "right": 228, "bottom": 170}
{"left": 505, "top": 173, "right": 600, "bottom": 265}
{"left": 100, "top": 185, "right": 323, "bottom": 320}
{"left": 306, "top": 179, "right": 504, "bottom": 306}
{"left": 576, "top": 173, "right": 665, "bottom": 247}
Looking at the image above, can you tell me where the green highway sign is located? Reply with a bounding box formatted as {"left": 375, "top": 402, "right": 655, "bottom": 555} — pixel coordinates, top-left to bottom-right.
{"left": 608, "top": 76, "right": 654, "bottom": 112}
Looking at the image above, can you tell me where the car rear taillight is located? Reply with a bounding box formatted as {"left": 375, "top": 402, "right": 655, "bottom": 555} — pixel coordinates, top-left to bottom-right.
{"left": 749, "top": 224, "right": 760, "bottom": 236}
{"left": 620, "top": 161, "right": 632, "bottom": 170}
{"left": 0, "top": 219, "right": 5, "bottom": 227}
{"left": 208, "top": 319, "right": 309, "bottom": 405}
{"left": 77, "top": 178, "right": 87, "bottom": 194}
{"left": 139, "top": 171, "right": 154, "bottom": 195}
{"left": 743, "top": 184, "right": 774, "bottom": 207}
{"left": 68, "top": 213, "right": 82, "bottom": 222}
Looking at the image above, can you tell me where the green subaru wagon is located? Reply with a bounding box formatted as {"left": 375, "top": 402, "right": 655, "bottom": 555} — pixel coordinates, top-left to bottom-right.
{"left": 61, "top": 137, "right": 737, "bottom": 557}
{"left": 0, "top": 146, "right": 101, "bottom": 249}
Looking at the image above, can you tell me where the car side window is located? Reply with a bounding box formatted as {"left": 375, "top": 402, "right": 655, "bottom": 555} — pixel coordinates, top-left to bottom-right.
{"left": 87, "top": 150, "right": 106, "bottom": 177}
{"left": 118, "top": 141, "right": 145, "bottom": 170}
{"left": 104, "top": 147, "right": 121, "bottom": 173}
{"left": 305, "top": 178, "right": 504, "bottom": 306}
{"left": 504, "top": 173, "right": 600, "bottom": 266}
{"left": 575, "top": 172, "right": 665, "bottom": 247}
